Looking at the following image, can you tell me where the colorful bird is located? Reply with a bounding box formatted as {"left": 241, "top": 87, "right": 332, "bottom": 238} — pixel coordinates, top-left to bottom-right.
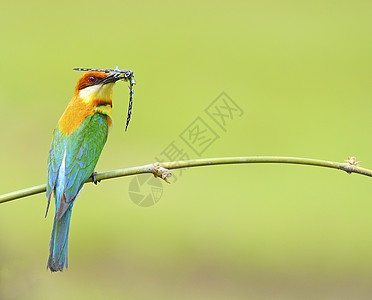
{"left": 46, "top": 71, "right": 125, "bottom": 272}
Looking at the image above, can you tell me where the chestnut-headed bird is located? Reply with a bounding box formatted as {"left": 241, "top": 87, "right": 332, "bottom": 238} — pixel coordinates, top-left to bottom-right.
{"left": 46, "top": 71, "right": 124, "bottom": 272}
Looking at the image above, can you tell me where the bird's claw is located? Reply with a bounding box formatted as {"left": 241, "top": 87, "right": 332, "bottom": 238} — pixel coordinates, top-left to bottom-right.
{"left": 92, "top": 171, "right": 101, "bottom": 185}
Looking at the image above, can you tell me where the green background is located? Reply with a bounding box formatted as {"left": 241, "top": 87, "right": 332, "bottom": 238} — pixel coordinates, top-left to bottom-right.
{"left": 1, "top": 0, "right": 372, "bottom": 299}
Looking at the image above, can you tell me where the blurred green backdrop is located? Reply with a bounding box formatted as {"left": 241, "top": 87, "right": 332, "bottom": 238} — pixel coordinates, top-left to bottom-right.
{"left": 1, "top": 0, "right": 372, "bottom": 299}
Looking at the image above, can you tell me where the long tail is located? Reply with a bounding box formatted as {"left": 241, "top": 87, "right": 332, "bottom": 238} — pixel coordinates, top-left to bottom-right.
{"left": 47, "top": 206, "right": 73, "bottom": 272}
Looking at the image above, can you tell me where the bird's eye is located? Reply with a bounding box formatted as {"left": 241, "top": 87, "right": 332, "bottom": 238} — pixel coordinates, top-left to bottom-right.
{"left": 89, "top": 76, "right": 96, "bottom": 83}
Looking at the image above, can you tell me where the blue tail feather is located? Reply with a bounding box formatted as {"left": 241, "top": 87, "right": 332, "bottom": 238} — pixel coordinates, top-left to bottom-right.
{"left": 47, "top": 206, "right": 73, "bottom": 272}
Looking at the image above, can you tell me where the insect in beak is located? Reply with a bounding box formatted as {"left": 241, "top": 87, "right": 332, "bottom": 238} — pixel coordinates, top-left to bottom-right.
{"left": 73, "top": 67, "right": 136, "bottom": 131}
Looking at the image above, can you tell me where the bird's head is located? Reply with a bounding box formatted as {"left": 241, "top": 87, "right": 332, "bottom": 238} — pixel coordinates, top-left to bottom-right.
{"left": 58, "top": 71, "right": 127, "bottom": 134}
{"left": 75, "top": 71, "right": 126, "bottom": 104}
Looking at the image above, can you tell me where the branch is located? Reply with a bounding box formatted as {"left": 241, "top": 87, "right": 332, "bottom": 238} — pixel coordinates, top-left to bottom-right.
{"left": 0, "top": 156, "right": 369, "bottom": 205}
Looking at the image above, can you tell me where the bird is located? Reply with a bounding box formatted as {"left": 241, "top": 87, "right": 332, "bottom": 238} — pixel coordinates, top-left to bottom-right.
{"left": 45, "top": 70, "right": 125, "bottom": 272}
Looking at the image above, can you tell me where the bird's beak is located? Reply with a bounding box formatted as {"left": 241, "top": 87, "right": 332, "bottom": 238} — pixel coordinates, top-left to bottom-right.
{"left": 102, "top": 72, "right": 126, "bottom": 85}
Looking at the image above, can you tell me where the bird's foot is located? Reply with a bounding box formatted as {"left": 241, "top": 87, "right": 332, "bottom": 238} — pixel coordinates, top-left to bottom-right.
{"left": 91, "top": 171, "right": 101, "bottom": 185}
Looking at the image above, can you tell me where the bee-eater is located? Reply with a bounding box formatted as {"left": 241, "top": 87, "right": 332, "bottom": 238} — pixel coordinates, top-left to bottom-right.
{"left": 46, "top": 71, "right": 124, "bottom": 272}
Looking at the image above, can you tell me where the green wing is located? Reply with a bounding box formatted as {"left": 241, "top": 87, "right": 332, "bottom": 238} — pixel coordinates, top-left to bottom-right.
{"left": 47, "top": 113, "right": 109, "bottom": 219}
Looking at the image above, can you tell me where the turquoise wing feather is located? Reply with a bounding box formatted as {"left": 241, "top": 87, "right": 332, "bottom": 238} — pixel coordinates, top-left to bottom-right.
{"left": 46, "top": 128, "right": 66, "bottom": 216}
{"left": 46, "top": 128, "right": 65, "bottom": 201}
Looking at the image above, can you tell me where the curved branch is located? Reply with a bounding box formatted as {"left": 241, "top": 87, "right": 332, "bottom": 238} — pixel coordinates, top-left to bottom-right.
{"left": 0, "top": 156, "right": 369, "bottom": 205}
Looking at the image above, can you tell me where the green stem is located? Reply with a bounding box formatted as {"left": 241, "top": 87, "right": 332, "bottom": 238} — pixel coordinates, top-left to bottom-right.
{"left": 0, "top": 156, "right": 369, "bottom": 205}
